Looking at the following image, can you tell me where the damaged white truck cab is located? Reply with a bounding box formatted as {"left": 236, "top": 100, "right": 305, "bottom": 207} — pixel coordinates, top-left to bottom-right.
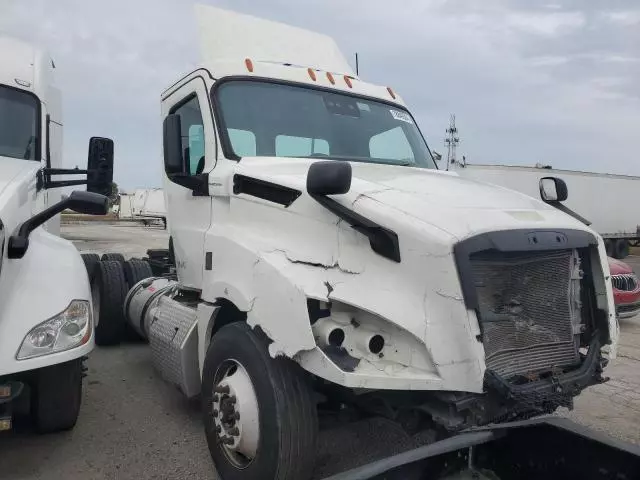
{"left": 0, "top": 36, "right": 112, "bottom": 433}
{"left": 139, "top": 6, "right": 618, "bottom": 480}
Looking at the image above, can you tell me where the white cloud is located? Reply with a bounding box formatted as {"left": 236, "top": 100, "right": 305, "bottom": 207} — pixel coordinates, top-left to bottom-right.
{"left": 505, "top": 11, "right": 586, "bottom": 36}
{"left": 604, "top": 10, "right": 640, "bottom": 26}
{"left": 529, "top": 55, "right": 570, "bottom": 67}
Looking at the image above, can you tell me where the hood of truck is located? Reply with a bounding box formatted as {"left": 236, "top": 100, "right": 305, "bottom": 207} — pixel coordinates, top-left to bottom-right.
{"left": 0, "top": 156, "right": 39, "bottom": 198}
{"left": 234, "top": 157, "right": 583, "bottom": 241}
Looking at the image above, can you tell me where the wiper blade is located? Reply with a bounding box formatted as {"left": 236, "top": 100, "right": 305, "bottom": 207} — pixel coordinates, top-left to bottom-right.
{"left": 23, "top": 136, "right": 35, "bottom": 160}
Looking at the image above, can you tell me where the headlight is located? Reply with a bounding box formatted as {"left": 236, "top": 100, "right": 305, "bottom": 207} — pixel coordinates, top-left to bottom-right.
{"left": 16, "top": 300, "right": 91, "bottom": 360}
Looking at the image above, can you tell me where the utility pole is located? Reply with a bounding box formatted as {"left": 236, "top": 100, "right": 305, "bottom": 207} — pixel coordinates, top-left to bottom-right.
{"left": 444, "top": 114, "right": 459, "bottom": 171}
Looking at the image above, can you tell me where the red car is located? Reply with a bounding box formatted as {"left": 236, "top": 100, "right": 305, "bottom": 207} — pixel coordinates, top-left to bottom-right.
{"left": 609, "top": 257, "right": 640, "bottom": 318}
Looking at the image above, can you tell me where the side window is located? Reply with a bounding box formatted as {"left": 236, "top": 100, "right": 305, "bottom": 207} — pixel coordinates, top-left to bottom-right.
{"left": 171, "top": 95, "right": 205, "bottom": 175}
{"left": 369, "top": 127, "right": 414, "bottom": 162}
{"left": 229, "top": 129, "right": 257, "bottom": 157}
{"left": 275, "top": 135, "right": 329, "bottom": 157}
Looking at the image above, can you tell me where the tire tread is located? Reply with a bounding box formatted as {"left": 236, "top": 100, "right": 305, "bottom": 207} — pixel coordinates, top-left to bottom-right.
{"left": 94, "top": 260, "right": 127, "bottom": 346}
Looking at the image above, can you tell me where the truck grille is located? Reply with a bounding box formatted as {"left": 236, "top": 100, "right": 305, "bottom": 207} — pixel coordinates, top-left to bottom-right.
{"left": 470, "top": 250, "right": 581, "bottom": 379}
{"left": 611, "top": 273, "right": 638, "bottom": 292}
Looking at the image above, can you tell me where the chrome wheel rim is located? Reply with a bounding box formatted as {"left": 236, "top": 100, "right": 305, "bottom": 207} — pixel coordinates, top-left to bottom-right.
{"left": 212, "top": 359, "right": 260, "bottom": 468}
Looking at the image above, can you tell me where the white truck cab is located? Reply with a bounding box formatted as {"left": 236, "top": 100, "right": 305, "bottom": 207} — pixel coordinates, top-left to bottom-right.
{"left": 119, "top": 7, "right": 618, "bottom": 479}
{"left": 0, "top": 35, "right": 113, "bottom": 433}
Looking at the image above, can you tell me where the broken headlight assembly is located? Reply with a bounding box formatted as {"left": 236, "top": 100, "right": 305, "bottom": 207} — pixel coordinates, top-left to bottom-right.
{"left": 16, "top": 300, "right": 92, "bottom": 360}
{"left": 309, "top": 300, "right": 436, "bottom": 374}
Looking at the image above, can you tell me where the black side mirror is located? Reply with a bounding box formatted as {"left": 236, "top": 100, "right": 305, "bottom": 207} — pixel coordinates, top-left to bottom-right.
{"left": 538, "top": 176, "right": 591, "bottom": 226}
{"left": 87, "top": 137, "right": 114, "bottom": 196}
{"left": 307, "top": 161, "right": 352, "bottom": 196}
{"left": 163, "top": 114, "right": 185, "bottom": 175}
{"left": 8, "top": 191, "right": 109, "bottom": 259}
{"left": 67, "top": 191, "right": 110, "bottom": 215}
{"left": 539, "top": 176, "right": 568, "bottom": 202}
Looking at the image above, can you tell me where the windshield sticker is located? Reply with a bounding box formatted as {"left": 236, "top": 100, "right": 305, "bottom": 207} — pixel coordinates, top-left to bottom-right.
{"left": 357, "top": 102, "right": 371, "bottom": 112}
{"left": 390, "top": 109, "right": 413, "bottom": 124}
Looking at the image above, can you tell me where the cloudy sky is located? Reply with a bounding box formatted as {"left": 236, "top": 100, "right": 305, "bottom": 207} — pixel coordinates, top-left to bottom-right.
{"left": 1, "top": 0, "right": 638, "bottom": 190}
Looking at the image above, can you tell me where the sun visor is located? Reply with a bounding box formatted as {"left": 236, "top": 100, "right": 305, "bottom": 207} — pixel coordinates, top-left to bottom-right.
{"left": 194, "top": 4, "right": 355, "bottom": 76}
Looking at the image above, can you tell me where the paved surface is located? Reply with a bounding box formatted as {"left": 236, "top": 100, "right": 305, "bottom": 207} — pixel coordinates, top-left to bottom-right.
{"left": 1, "top": 222, "right": 640, "bottom": 479}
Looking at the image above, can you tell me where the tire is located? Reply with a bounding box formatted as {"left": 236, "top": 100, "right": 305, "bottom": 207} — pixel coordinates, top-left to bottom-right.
{"left": 613, "top": 239, "right": 630, "bottom": 259}
{"left": 81, "top": 253, "right": 100, "bottom": 281}
{"left": 94, "top": 260, "right": 127, "bottom": 346}
{"left": 202, "top": 323, "right": 318, "bottom": 480}
{"left": 31, "top": 359, "right": 83, "bottom": 433}
{"left": 101, "top": 252, "right": 125, "bottom": 263}
{"left": 123, "top": 258, "right": 154, "bottom": 290}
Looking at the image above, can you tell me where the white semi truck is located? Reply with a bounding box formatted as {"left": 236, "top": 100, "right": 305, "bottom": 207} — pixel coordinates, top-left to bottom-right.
{"left": 452, "top": 163, "right": 640, "bottom": 259}
{"left": 94, "top": 7, "right": 618, "bottom": 479}
{"left": 0, "top": 36, "right": 113, "bottom": 433}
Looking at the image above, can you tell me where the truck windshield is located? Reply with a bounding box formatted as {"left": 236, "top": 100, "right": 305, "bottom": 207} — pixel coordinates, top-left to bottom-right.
{"left": 0, "top": 86, "right": 40, "bottom": 161}
{"left": 215, "top": 80, "right": 436, "bottom": 168}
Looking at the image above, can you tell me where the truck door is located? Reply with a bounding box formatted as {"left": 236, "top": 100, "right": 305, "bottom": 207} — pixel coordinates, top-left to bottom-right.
{"left": 161, "top": 76, "right": 214, "bottom": 290}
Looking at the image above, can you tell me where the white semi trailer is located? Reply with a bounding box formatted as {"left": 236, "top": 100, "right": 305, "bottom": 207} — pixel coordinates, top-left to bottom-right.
{"left": 453, "top": 163, "right": 640, "bottom": 259}
{"left": 129, "top": 187, "right": 166, "bottom": 226}
{"left": 94, "top": 7, "right": 618, "bottom": 480}
{"left": 0, "top": 35, "right": 113, "bottom": 433}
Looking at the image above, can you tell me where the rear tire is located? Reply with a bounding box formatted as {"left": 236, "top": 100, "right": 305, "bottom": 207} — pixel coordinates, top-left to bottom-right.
{"left": 94, "top": 260, "right": 127, "bottom": 346}
{"left": 123, "top": 258, "right": 154, "bottom": 290}
{"left": 31, "top": 359, "right": 83, "bottom": 433}
{"left": 101, "top": 252, "right": 125, "bottom": 263}
{"left": 81, "top": 253, "right": 100, "bottom": 281}
{"left": 202, "top": 323, "right": 318, "bottom": 480}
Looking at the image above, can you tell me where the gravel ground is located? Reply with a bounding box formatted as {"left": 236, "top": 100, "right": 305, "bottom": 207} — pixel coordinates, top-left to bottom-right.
{"left": 1, "top": 222, "right": 640, "bottom": 479}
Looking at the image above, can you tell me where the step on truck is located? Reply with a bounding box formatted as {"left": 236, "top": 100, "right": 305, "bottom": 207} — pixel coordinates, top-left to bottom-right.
{"left": 98, "top": 6, "right": 619, "bottom": 479}
{"left": 0, "top": 36, "right": 113, "bottom": 433}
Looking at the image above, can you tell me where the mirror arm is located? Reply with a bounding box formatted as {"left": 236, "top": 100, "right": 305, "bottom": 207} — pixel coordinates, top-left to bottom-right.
{"left": 546, "top": 200, "right": 592, "bottom": 226}
{"left": 44, "top": 168, "right": 89, "bottom": 175}
{"left": 310, "top": 193, "right": 401, "bottom": 262}
{"left": 38, "top": 168, "right": 101, "bottom": 190}
{"left": 7, "top": 197, "right": 71, "bottom": 259}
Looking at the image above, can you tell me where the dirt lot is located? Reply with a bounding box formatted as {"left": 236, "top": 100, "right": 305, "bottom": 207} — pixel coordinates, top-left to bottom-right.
{"left": 1, "top": 222, "right": 639, "bottom": 479}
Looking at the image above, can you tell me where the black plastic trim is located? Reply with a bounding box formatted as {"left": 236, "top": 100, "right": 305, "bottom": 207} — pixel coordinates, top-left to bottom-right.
{"left": 45, "top": 114, "right": 51, "bottom": 169}
{"left": 233, "top": 174, "right": 302, "bottom": 207}
{"left": 454, "top": 228, "right": 598, "bottom": 310}
{"left": 312, "top": 194, "right": 401, "bottom": 263}
{"left": 209, "top": 75, "right": 434, "bottom": 165}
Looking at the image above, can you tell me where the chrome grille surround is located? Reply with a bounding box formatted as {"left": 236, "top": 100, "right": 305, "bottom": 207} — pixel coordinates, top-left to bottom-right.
{"left": 611, "top": 273, "right": 639, "bottom": 292}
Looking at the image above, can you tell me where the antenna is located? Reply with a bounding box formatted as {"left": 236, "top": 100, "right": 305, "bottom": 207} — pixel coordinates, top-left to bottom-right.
{"left": 444, "top": 114, "right": 460, "bottom": 171}
{"left": 355, "top": 53, "right": 359, "bottom": 75}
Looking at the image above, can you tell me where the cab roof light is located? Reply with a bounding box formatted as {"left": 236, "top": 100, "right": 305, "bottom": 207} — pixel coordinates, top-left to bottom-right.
{"left": 307, "top": 68, "right": 317, "bottom": 81}
{"left": 245, "top": 58, "right": 254, "bottom": 73}
{"left": 326, "top": 72, "right": 335, "bottom": 85}
{"left": 387, "top": 87, "right": 396, "bottom": 99}
{"left": 344, "top": 75, "right": 353, "bottom": 88}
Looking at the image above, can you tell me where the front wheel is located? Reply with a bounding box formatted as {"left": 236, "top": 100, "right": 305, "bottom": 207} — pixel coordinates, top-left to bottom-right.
{"left": 202, "top": 323, "right": 318, "bottom": 480}
{"left": 31, "top": 359, "right": 83, "bottom": 433}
